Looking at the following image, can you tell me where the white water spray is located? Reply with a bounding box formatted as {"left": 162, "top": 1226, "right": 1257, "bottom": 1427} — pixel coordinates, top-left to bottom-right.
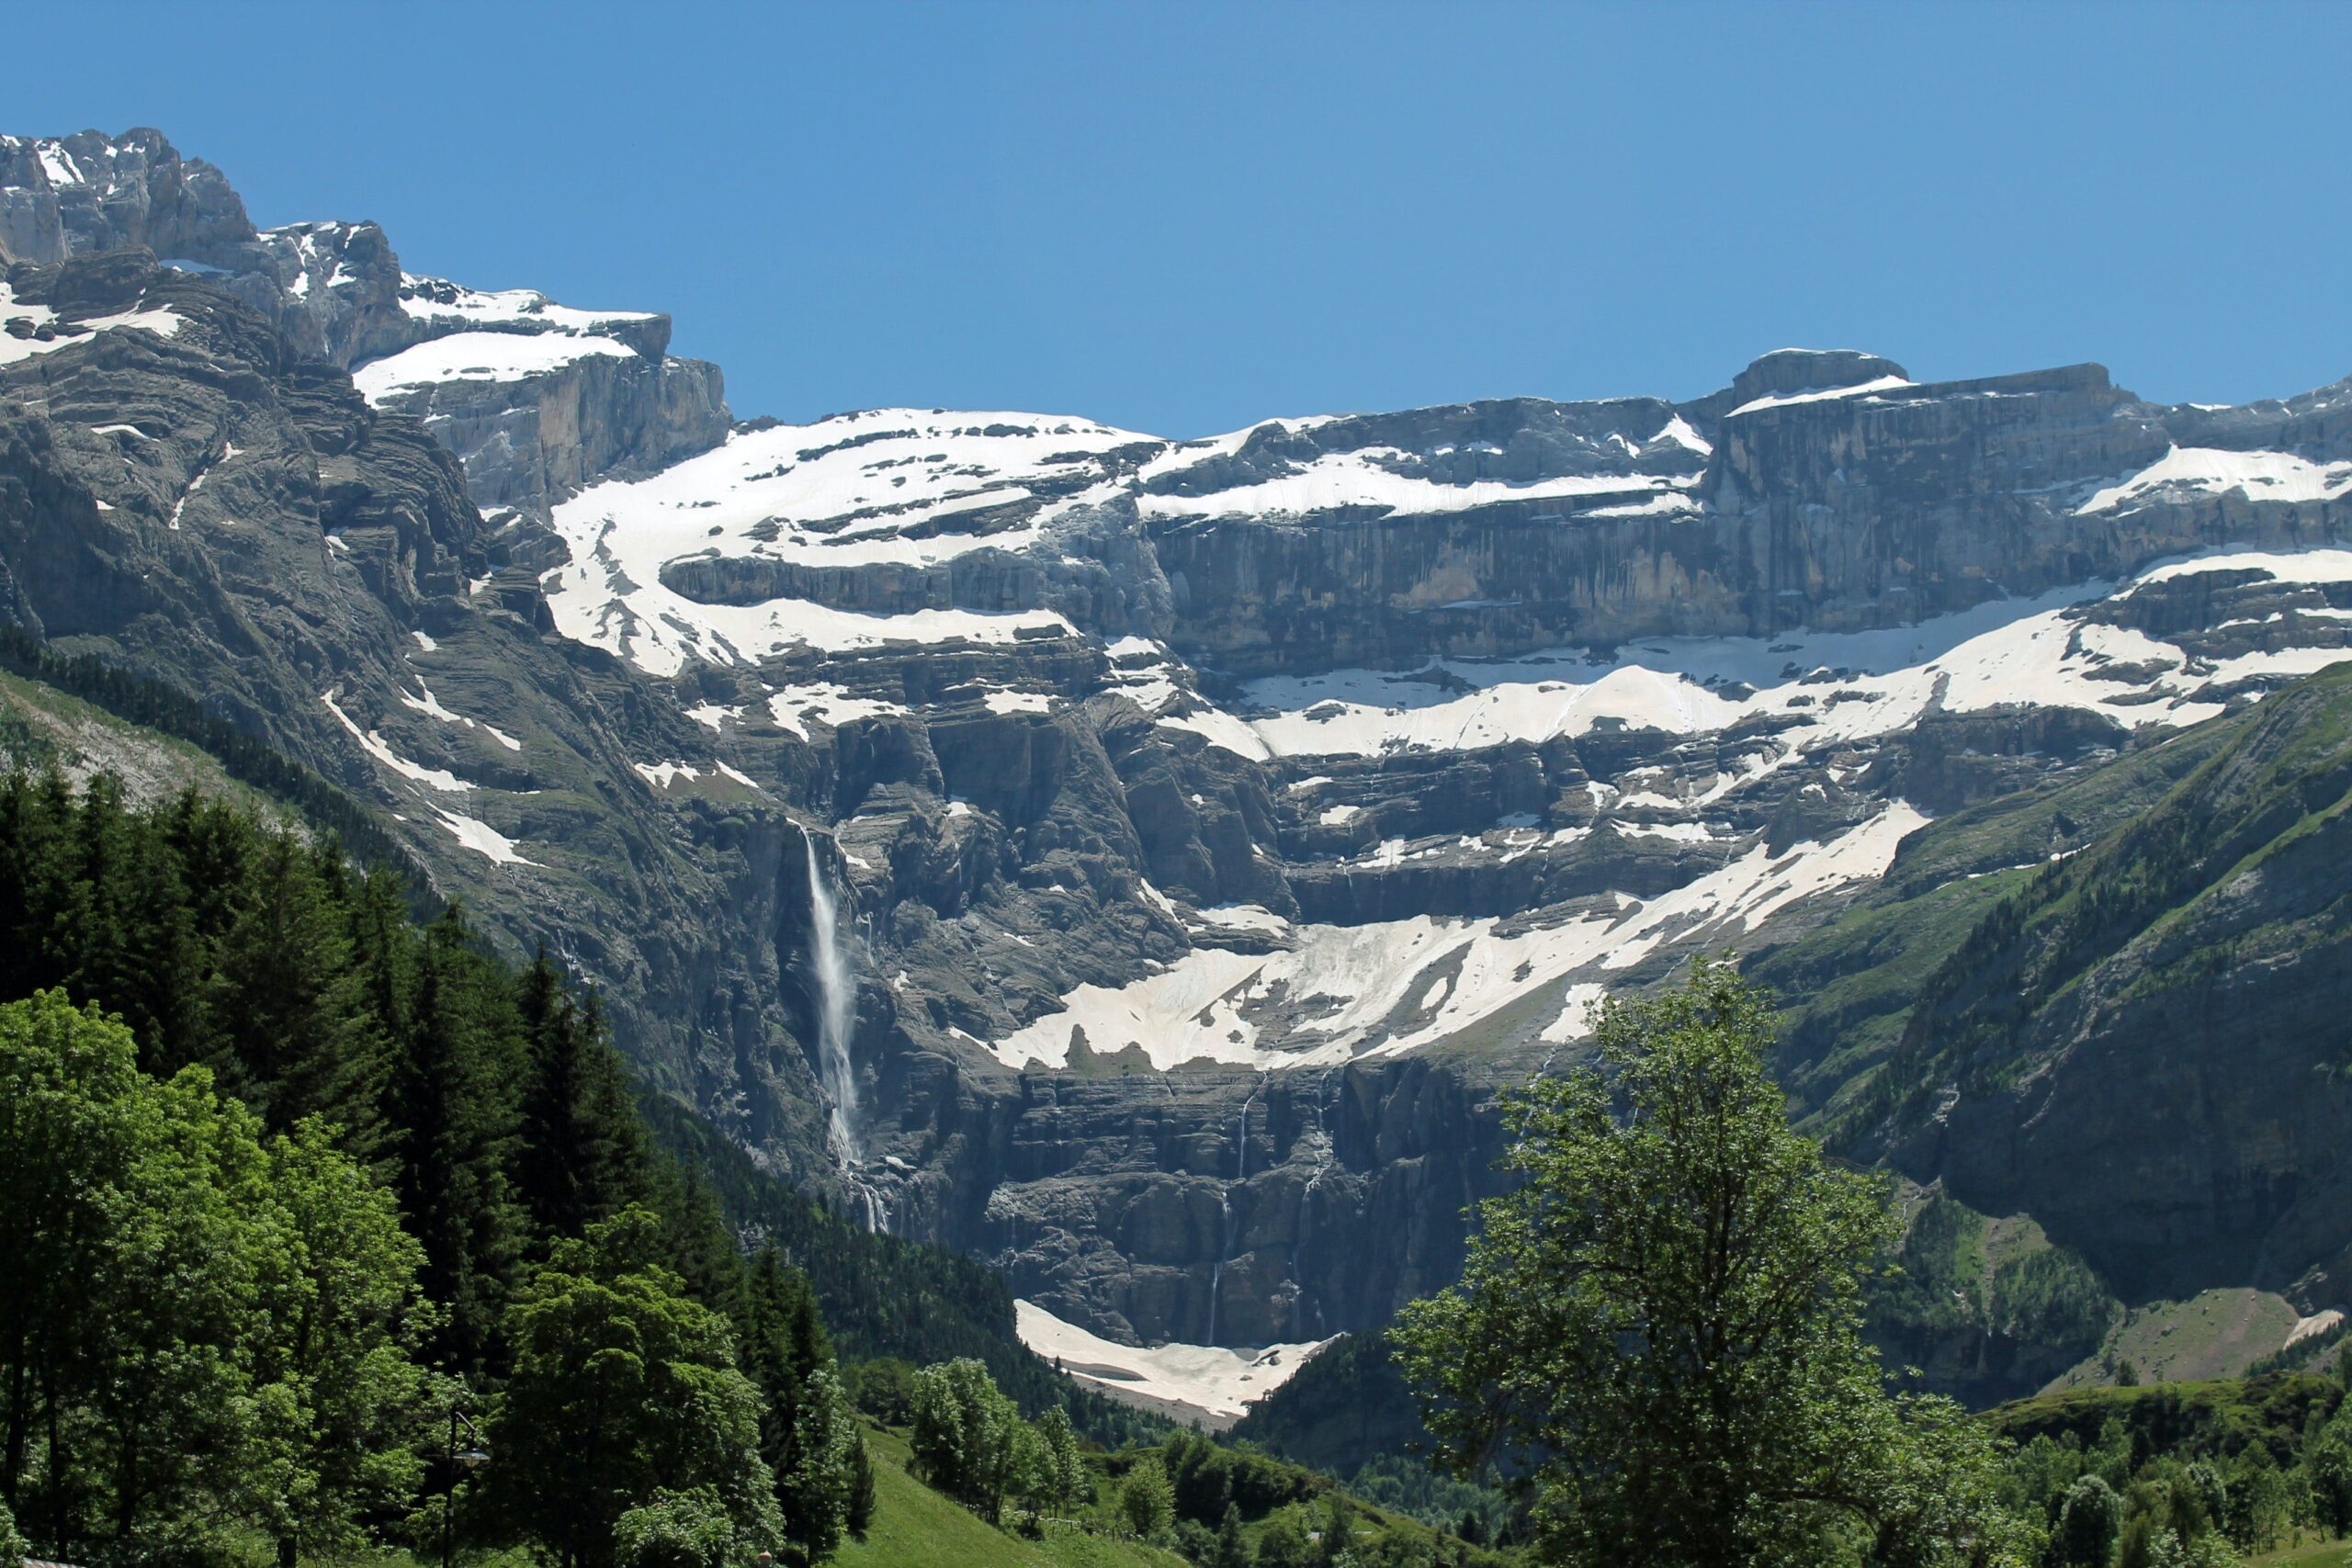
{"left": 804, "top": 833, "right": 863, "bottom": 1163}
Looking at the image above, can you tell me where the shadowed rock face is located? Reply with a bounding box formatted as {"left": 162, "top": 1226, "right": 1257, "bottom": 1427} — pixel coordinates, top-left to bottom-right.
{"left": 10, "top": 128, "right": 2352, "bottom": 1381}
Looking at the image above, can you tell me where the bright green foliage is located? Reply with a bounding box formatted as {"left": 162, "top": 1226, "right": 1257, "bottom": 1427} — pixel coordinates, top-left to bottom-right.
{"left": 1315, "top": 1494, "right": 1358, "bottom": 1564}
{"left": 909, "top": 1359, "right": 1022, "bottom": 1523}
{"left": 1394, "top": 961, "right": 2030, "bottom": 1567}
{"left": 1116, "top": 1459, "right": 1173, "bottom": 1540}
{"left": 1252, "top": 1506, "right": 1312, "bottom": 1568}
{"left": 2310, "top": 1431, "right": 2352, "bottom": 1534}
{"left": 2055, "top": 1474, "right": 2121, "bottom": 1565}
{"left": 239, "top": 1115, "right": 439, "bottom": 1563}
{"left": 1034, "top": 1406, "right": 1089, "bottom": 1517}
{"left": 0, "top": 777, "right": 581, "bottom": 1375}
{"left": 492, "top": 1207, "right": 783, "bottom": 1568}
{"left": 2222, "top": 1444, "right": 2293, "bottom": 1553}
{"left": 614, "top": 1486, "right": 741, "bottom": 1568}
{"left": 0, "top": 773, "right": 1014, "bottom": 1568}
{"left": 0, "top": 990, "right": 434, "bottom": 1561}
{"left": 2177, "top": 1533, "right": 2240, "bottom": 1568}
{"left": 0, "top": 1501, "right": 21, "bottom": 1568}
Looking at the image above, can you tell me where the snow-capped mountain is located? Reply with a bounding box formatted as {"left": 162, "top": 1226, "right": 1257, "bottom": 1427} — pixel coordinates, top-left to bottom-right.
{"left": 7, "top": 128, "right": 2352, "bottom": 1422}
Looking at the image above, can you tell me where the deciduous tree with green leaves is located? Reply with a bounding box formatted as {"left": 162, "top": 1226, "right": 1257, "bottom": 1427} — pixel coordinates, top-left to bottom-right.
{"left": 492, "top": 1207, "right": 782, "bottom": 1568}
{"left": 1116, "top": 1457, "right": 1173, "bottom": 1540}
{"left": 1034, "top": 1405, "right": 1088, "bottom": 1517}
{"left": 1394, "top": 960, "right": 2034, "bottom": 1567}
{"left": 242, "top": 1116, "right": 440, "bottom": 1568}
{"left": 0, "top": 991, "right": 435, "bottom": 1562}
{"left": 908, "top": 1359, "right": 1021, "bottom": 1524}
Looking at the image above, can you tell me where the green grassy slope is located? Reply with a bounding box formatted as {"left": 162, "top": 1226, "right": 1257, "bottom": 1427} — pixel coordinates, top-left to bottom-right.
{"left": 2043, "top": 1289, "right": 2303, "bottom": 1392}
{"left": 1875, "top": 660, "right": 2352, "bottom": 1131}
{"left": 1985, "top": 1371, "right": 2344, "bottom": 1461}
{"left": 837, "top": 1427, "right": 1187, "bottom": 1568}
{"left": 1752, "top": 700, "right": 2245, "bottom": 1125}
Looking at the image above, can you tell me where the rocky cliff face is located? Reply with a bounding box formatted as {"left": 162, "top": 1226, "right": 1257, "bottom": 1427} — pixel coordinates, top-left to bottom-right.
{"left": 8, "top": 129, "right": 2352, "bottom": 1409}
{"left": 1, "top": 131, "right": 730, "bottom": 522}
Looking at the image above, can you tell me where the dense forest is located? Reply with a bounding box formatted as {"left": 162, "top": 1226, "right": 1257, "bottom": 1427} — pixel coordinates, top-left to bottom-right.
{"left": 0, "top": 771, "right": 878, "bottom": 1565}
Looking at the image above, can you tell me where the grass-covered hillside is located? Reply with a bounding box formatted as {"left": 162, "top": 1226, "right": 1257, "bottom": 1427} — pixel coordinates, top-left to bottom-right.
{"left": 836, "top": 1427, "right": 1188, "bottom": 1568}
{"left": 1744, "top": 660, "right": 2352, "bottom": 1395}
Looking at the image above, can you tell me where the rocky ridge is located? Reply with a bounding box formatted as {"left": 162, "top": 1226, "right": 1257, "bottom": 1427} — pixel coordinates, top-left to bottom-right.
{"left": 6, "top": 129, "right": 2352, "bottom": 1414}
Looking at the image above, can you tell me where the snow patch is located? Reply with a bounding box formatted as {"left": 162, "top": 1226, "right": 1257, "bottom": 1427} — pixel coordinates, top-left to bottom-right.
{"left": 990, "top": 806, "right": 1924, "bottom": 1073}
{"left": 321, "top": 689, "right": 473, "bottom": 793}
{"left": 2079, "top": 446, "right": 2352, "bottom": 513}
{"left": 0, "top": 280, "right": 185, "bottom": 367}
{"left": 1725, "top": 375, "right": 1913, "bottom": 419}
{"left": 431, "top": 807, "right": 537, "bottom": 866}
{"left": 767, "top": 684, "right": 910, "bottom": 739}
{"left": 1013, "top": 1300, "right": 1329, "bottom": 1426}
{"left": 352, "top": 331, "right": 638, "bottom": 401}
{"left": 1137, "top": 447, "right": 1695, "bottom": 521}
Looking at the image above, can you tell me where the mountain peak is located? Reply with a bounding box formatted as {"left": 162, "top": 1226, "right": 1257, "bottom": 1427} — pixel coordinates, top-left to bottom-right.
{"left": 1727, "top": 347, "right": 1910, "bottom": 410}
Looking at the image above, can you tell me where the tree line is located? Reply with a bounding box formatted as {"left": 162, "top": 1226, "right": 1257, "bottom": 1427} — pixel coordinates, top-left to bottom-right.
{"left": 889, "top": 1350, "right": 1504, "bottom": 1566}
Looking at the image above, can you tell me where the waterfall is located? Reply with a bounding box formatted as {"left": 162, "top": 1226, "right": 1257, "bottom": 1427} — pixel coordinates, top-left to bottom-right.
{"left": 1236, "top": 1075, "right": 1261, "bottom": 1180}
{"left": 804, "top": 833, "right": 864, "bottom": 1165}
{"left": 1209, "top": 1077, "right": 1262, "bottom": 1347}
{"left": 1208, "top": 1189, "right": 1230, "bottom": 1346}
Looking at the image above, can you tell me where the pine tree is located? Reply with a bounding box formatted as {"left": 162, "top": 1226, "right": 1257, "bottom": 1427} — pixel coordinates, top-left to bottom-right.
{"left": 650, "top": 1160, "right": 744, "bottom": 1322}
{"left": 209, "top": 830, "right": 382, "bottom": 1153}
{"left": 383, "top": 909, "right": 523, "bottom": 1373}
{"left": 514, "top": 951, "right": 646, "bottom": 1247}
{"left": 1211, "top": 1501, "right": 1247, "bottom": 1568}
{"left": 57, "top": 776, "right": 207, "bottom": 1075}
{"left": 741, "top": 1250, "right": 854, "bottom": 1565}
{"left": 843, "top": 1439, "right": 874, "bottom": 1540}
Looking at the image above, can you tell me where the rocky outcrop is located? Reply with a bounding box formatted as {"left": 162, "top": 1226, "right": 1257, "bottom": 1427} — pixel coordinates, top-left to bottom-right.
{"left": 0, "top": 129, "right": 253, "bottom": 267}
{"left": 368, "top": 341, "right": 728, "bottom": 517}
{"left": 4, "top": 131, "right": 731, "bottom": 522}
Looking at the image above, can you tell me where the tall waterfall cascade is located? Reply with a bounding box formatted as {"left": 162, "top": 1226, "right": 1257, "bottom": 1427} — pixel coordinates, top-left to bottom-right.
{"left": 805, "top": 834, "right": 884, "bottom": 1230}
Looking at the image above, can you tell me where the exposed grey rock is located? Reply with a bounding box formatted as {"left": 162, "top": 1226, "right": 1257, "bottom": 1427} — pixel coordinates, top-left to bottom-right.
{"left": 15, "top": 128, "right": 2352, "bottom": 1395}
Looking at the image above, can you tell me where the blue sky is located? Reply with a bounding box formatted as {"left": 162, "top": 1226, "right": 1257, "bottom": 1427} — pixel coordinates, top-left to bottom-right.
{"left": 13, "top": 1, "right": 2348, "bottom": 435}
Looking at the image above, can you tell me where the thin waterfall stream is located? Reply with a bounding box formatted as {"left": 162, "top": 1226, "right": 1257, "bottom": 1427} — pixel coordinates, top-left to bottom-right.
{"left": 1207, "top": 1074, "right": 1263, "bottom": 1346}
{"left": 805, "top": 831, "right": 885, "bottom": 1231}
